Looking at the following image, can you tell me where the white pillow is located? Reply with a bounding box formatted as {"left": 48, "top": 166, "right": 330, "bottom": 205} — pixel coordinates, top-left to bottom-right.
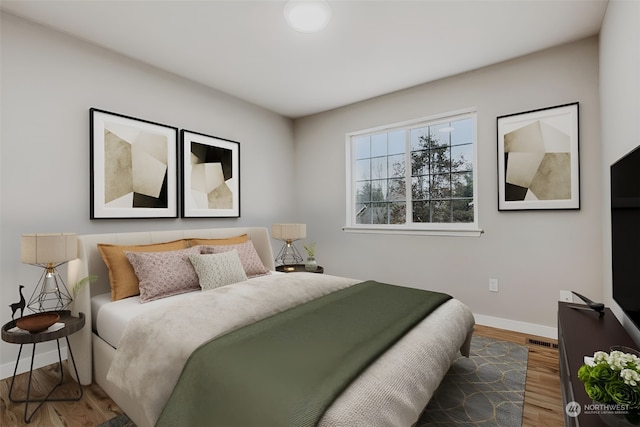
{"left": 189, "top": 250, "right": 248, "bottom": 290}
{"left": 200, "top": 240, "right": 270, "bottom": 278}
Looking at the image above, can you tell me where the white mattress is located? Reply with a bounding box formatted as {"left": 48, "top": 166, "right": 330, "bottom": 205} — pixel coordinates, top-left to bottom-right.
{"left": 92, "top": 290, "right": 204, "bottom": 348}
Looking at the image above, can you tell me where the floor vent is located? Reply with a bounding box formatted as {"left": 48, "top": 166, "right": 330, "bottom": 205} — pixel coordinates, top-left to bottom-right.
{"left": 528, "top": 338, "right": 559, "bottom": 349}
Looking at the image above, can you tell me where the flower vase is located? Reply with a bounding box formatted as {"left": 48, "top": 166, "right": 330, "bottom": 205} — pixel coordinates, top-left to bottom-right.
{"left": 305, "top": 256, "right": 318, "bottom": 272}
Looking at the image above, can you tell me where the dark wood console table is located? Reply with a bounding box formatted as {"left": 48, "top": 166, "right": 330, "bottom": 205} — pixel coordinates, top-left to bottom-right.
{"left": 558, "top": 302, "right": 638, "bottom": 426}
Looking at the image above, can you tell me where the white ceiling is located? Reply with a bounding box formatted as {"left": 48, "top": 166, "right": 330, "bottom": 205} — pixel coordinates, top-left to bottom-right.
{"left": 1, "top": 0, "right": 609, "bottom": 118}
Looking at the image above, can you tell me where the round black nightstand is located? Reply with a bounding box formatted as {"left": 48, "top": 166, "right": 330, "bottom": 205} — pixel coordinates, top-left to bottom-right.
{"left": 2, "top": 310, "right": 84, "bottom": 424}
{"left": 275, "top": 264, "right": 324, "bottom": 274}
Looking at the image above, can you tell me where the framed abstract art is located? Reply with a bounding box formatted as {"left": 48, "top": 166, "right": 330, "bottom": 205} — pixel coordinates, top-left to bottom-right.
{"left": 497, "top": 102, "right": 580, "bottom": 211}
{"left": 180, "top": 130, "right": 240, "bottom": 218}
{"left": 90, "top": 108, "right": 178, "bottom": 219}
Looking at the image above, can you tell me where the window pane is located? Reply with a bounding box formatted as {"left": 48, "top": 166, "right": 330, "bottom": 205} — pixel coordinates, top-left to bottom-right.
{"left": 388, "top": 130, "right": 405, "bottom": 155}
{"left": 411, "top": 176, "right": 429, "bottom": 201}
{"left": 451, "top": 118, "right": 473, "bottom": 146}
{"left": 452, "top": 172, "right": 473, "bottom": 198}
{"left": 430, "top": 147, "right": 450, "bottom": 174}
{"left": 355, "top": 181, "right": 371, "bottom": 203}
{"left": 388, "top": 178, "right": 405, "bottom": 201}
{"left": 431, "top": 124, "right": 451, "bottom": 147}
{"left": 431, "top": 173, "right": 451, "bottom": 199}
{"left": 371, "top": 133, "right": 387, "bottom": 157}
{"left": 355, "top": 158, "right": 370, "bottom": 181}
{"left": 371, "top": 157, "right": 387, "bottom": 179}
{"left": 410, "top": 127, "right": 428, "bottom": 151}
{"left": 356, "top": 203, "right": 371, "bottom": 224}
{"left": 452, "top": 199, "right": 474, "bottom": 223}
{"left": 370, "top": 203, "right": 389, "bottom": 224}
{"left": 354, "top": 136, "right": 370, "bottom": 160}
{"left": 413, "top": 201, "right": 429, "bottom": 223}
{"left": 371, "top": 180, "right": 387, "bottom": 201}
{"left": 451, "top": 144, "right": 473, "bottom": 172}
{"left": 390, "top": 202, "right": 406, "bottom": 224}
{"left": 411, "top": 150, "right": 428, "bottom": 176}
{"left": 388, "top": 154, "right": 404, "bottom": 178}
{"left": 431, "top": 200, "right": 451, "bottom": 223}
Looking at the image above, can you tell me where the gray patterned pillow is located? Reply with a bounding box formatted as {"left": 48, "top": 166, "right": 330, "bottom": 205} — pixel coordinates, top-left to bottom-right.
{"left": 189, "top": 250, "right": 248, "bottom": 290}
{"left": 200, "top": 241, "right": 270, "bottom": 278}
{"left": 125, "top": 247, "right": 201, "bottom": 303}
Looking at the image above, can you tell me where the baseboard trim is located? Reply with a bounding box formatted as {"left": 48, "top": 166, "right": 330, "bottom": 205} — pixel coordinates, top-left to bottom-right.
{"left": 474, "top": 313, "right": 558, "bottom": 340}
{"left": 0, "top": 345, "right": 68, "bottom": 380}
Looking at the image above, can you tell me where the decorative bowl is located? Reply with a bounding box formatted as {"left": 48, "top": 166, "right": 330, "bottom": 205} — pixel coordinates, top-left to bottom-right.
{"left": 17, "top": 312, "right": 60, "bottom": 334}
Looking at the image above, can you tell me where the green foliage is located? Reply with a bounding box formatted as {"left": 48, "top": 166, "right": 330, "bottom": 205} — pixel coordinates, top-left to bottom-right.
{"left": 303, "top": 243, "right": 316, "bottom": 257}
{"left": 72, "top": 275, "right": 98, "bottom": 299}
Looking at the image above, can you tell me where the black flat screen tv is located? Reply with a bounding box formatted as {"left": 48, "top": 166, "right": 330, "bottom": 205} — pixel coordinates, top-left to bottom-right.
{"left": 611, "top": 145, "right": 640, "bottom": 328}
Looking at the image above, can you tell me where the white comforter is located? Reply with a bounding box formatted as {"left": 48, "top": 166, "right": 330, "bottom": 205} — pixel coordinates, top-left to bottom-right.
{"left": 107, "top": 273, "right": 474, "bottom": 426}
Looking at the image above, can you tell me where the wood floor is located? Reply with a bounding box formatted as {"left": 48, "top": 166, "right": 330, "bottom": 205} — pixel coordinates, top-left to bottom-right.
{"left": 0, "top": 325, "right": 564, "bottom": 426}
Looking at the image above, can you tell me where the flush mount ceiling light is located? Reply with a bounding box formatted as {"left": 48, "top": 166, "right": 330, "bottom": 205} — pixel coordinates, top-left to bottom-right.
{"left": 284, "top": 0, "right": 332, "bottom": 33}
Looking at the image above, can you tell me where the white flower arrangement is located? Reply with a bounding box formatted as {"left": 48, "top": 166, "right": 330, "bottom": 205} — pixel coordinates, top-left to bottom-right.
{"left": 579, "top": 349, "right": 640, "bottom": 411}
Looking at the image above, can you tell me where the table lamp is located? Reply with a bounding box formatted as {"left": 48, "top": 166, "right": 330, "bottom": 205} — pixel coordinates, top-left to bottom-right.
{"left": 271, "top": 224, "right": 306, "bottom": 269}
{"left": 21, "top": 233, "right": 77, "bottom": 313}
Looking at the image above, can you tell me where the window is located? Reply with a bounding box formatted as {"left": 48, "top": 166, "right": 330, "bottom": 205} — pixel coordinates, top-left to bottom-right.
{"left": 346, "top": 110, "right": 480, "bottom": 236}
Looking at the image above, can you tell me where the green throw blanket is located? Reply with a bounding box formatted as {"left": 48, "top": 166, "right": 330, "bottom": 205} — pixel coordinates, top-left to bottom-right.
{"left": 156, "top": 280, "right": 452, "bottom": 427}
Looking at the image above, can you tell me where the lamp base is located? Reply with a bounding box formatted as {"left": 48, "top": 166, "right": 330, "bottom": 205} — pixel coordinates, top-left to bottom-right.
{"left": 274, "top": 240, "right": 304, "bottom": 266}
{"left": 26, "top": 266, "right": 72, "bottom": 313}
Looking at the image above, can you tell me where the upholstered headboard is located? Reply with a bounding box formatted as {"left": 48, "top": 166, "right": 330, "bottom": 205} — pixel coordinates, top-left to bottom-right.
{"left": 66, "top": 227, "right": 275, "bottom": 384}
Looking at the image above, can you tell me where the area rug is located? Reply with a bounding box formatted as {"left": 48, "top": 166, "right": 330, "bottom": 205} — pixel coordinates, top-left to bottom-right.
{"left": 417, "top": 335, "right": 529, "bottom": 426}
{"left": 98, "top": 413, "right": 136, "bottom": 427}
{"left": 99, "top": 335, "right": 528, "bottom": 427}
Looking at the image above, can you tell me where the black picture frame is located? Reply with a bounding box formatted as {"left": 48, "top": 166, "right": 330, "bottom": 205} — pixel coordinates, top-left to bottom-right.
{"left": 90, "top": 108, "right": 179, "bottom": 219}
{"left": 497, "top": 102, "right": 580, "bottom": 211}
{"left": 180, "top": 129, "right": 240, "bottom": 218}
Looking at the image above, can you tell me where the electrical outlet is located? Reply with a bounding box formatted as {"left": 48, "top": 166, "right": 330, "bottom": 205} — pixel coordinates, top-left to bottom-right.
{"left": 489, "top": 278, "right": 499, "bottom": 292}
{"left": 560, "top": 290, "right": 573, "bottom": 302}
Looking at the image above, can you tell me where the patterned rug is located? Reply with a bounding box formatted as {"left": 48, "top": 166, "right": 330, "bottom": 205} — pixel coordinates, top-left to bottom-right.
{"left": 417, "top": 335, "right": 529, "bottom": 426}
{"left": 99, "top": 336, "right": 528, "bottom": 427}
{"left": 98, "top": 413, "right": 136, "bottom": 427}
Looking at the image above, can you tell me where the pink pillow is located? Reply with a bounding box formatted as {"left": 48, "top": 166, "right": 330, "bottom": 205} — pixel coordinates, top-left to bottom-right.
{"left": 200, "top": 241, "right": 270, "bottom": 278}
{"left": 125, "top": 247, "right": 201, "bottom": 303}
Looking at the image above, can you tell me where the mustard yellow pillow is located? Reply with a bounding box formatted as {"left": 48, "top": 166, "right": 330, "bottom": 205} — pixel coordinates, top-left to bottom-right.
{"left": 186, "top": 234, "right": 248, "bottom": 247}
{"left": 98, "top": 239, "right": 188, "bottom": 301}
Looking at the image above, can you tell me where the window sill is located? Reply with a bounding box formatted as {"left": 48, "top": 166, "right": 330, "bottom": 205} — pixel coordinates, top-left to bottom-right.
{"left": 342, "top": 226, "right": 484, "bottom": 238}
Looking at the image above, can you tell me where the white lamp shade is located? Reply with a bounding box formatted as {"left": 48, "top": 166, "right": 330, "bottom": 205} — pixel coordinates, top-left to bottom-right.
{"left": 21, "top": 233, "right": 77, "bottom": 265}
{"left": 272, "top": 224, "right": 306, "bottom": 241}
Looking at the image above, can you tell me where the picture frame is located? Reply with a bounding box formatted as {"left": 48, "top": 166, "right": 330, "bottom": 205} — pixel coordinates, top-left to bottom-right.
{"left": 181, "top": 130, "right": 240, "bottom": 218}
{"left": 90, "top": 108, "right": 178, "bottom": 219}
{"left": 497, "top": 102, "right": 580, "bottom": 211}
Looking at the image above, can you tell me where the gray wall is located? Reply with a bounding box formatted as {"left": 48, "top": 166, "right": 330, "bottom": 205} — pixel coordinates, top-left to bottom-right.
{"left": 600, "top": 0, "right": 640, "bottom": 344}
{"left": 293, "top": 36, "right": 602, "bottom": 336}
{"left": 0, "top": 13, "right": 296, "bottom": 372}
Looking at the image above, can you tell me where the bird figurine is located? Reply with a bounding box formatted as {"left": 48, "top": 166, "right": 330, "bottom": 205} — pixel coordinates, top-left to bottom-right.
{"left": 9, "top": 285, "right": 26, "bottom": 320}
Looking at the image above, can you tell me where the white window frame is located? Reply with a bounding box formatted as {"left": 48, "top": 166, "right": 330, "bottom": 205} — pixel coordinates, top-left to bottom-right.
{"left": 344, "top": 108, "right": 482, "bottom": 237}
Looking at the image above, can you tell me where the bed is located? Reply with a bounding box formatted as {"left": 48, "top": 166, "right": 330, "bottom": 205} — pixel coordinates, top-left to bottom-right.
{"left": 66, "top": 226, "right": 474, "bottom": 427}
